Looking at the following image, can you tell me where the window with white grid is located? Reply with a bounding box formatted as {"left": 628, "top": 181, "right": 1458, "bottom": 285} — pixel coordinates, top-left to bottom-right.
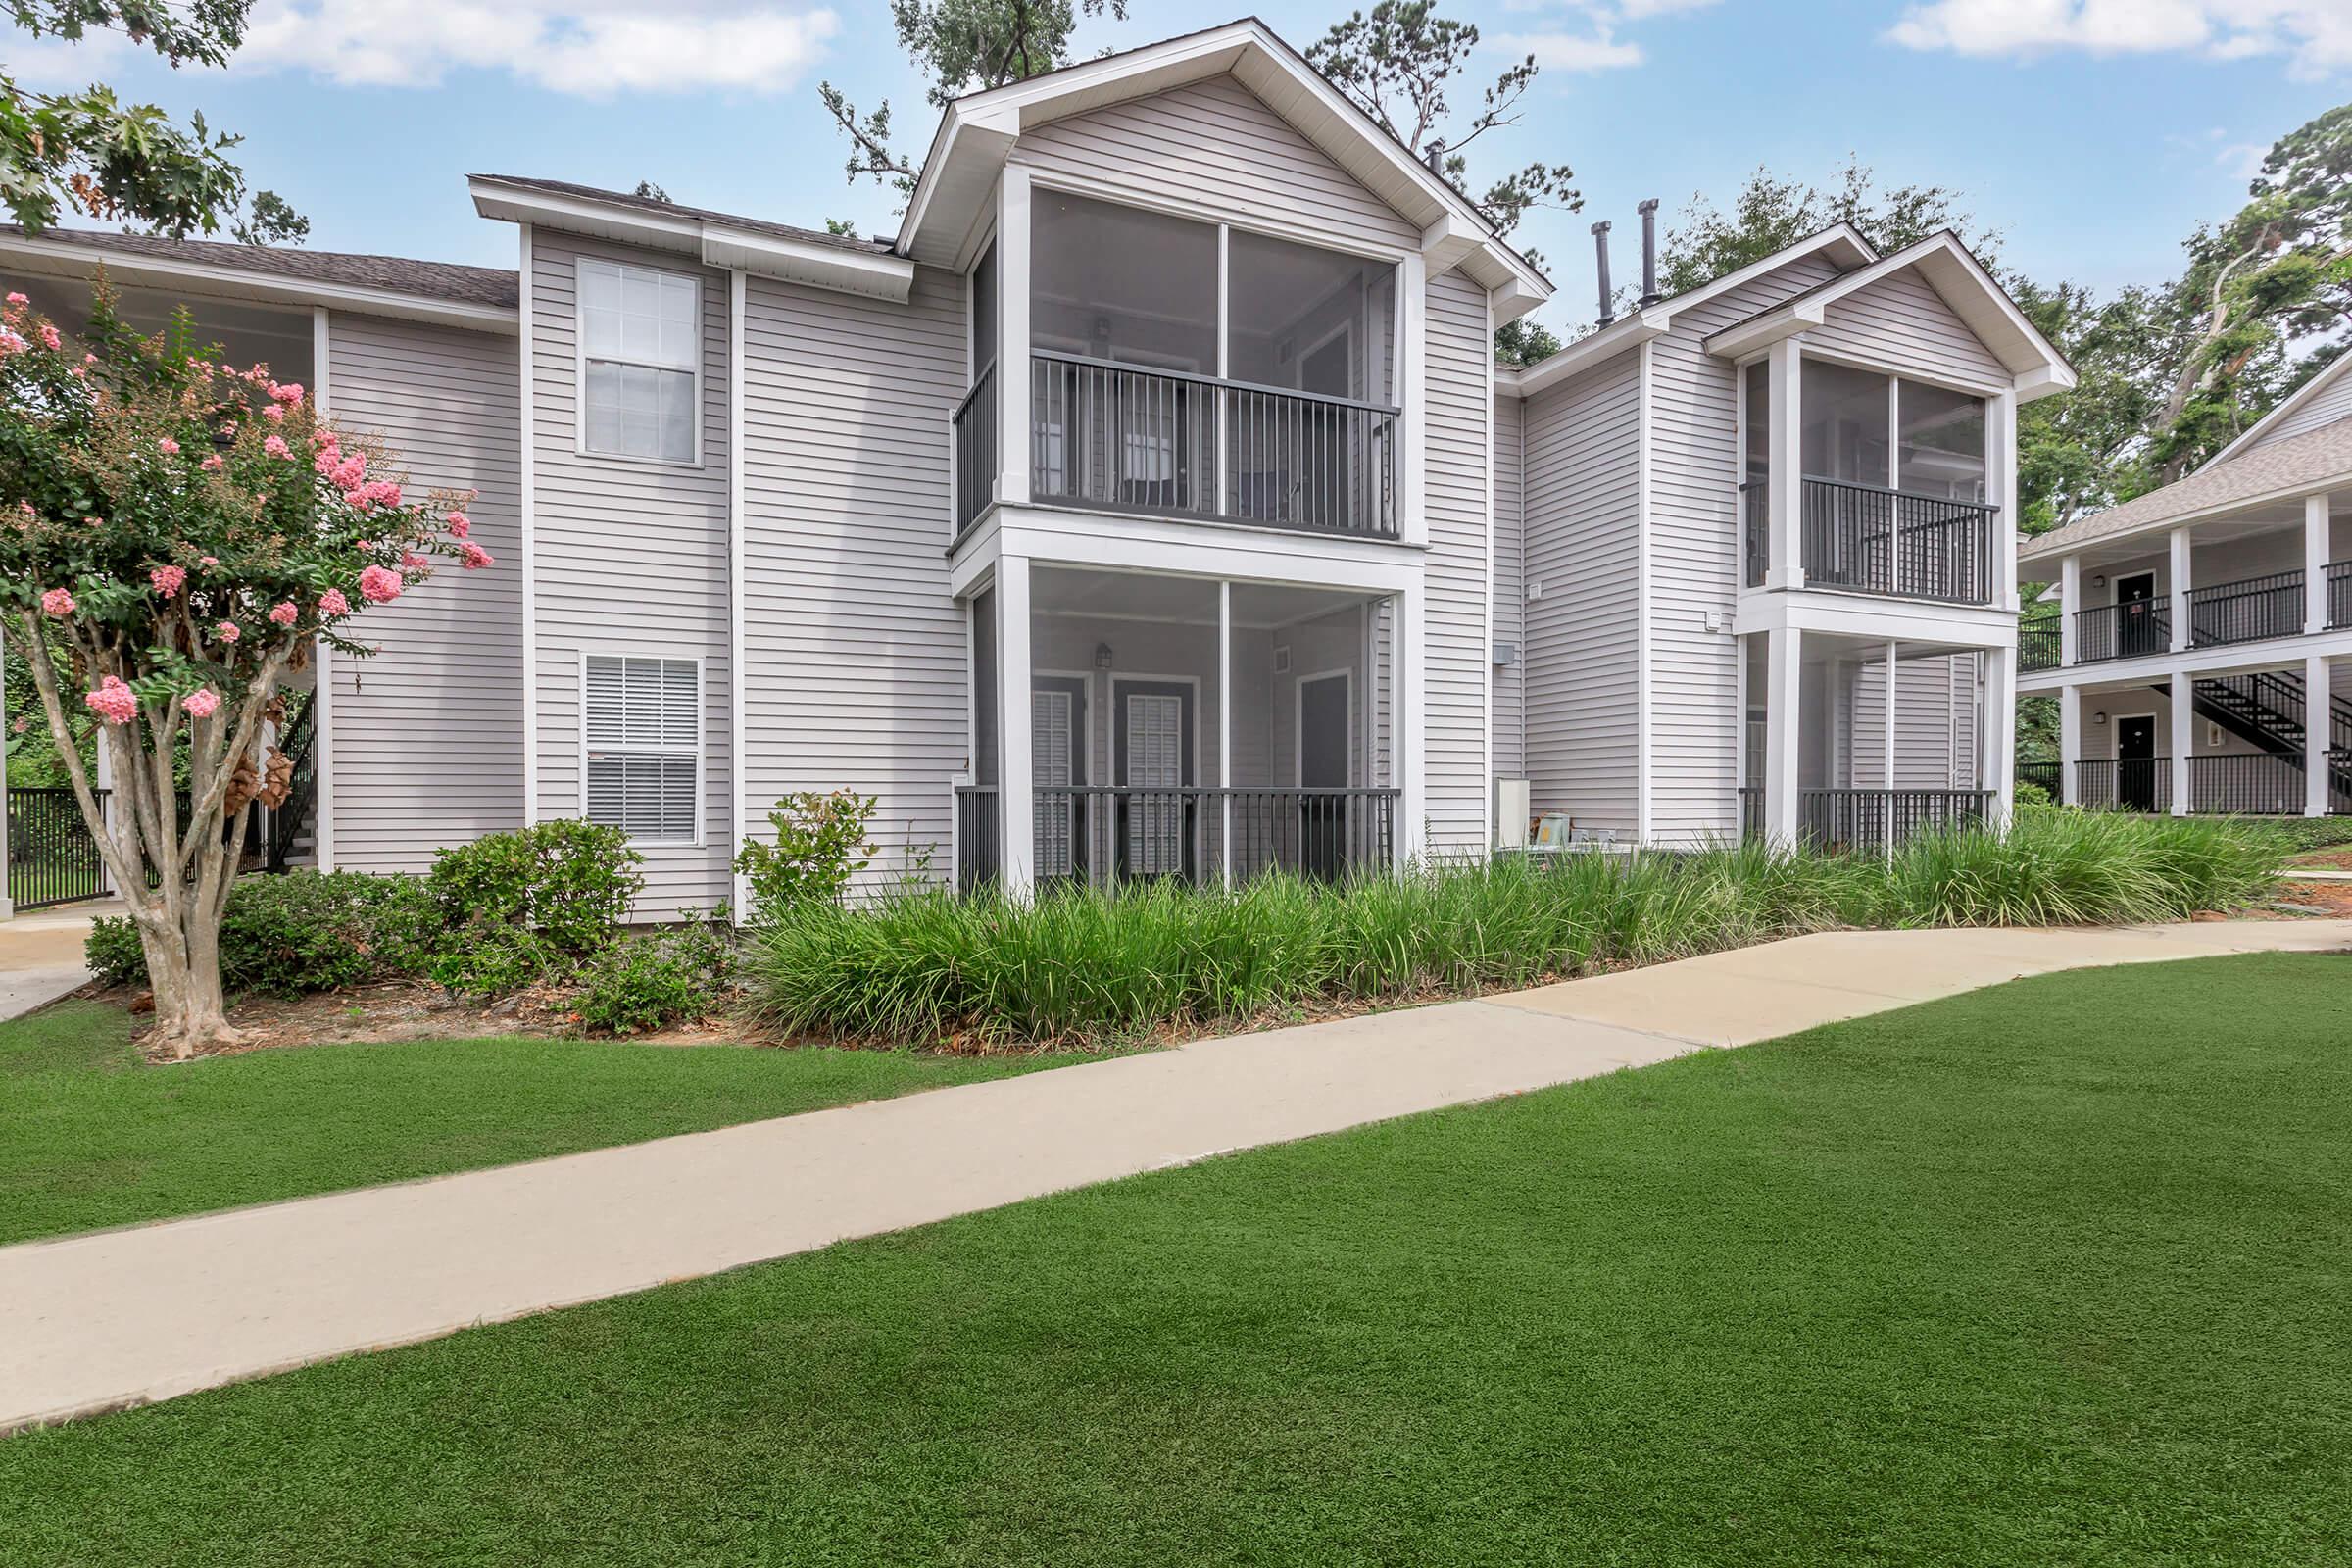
{"left": 583, "top": 656, "right": 701, "bottom": 843}
{"left": 578, "top": 259, "right": 700, "bottom": 463}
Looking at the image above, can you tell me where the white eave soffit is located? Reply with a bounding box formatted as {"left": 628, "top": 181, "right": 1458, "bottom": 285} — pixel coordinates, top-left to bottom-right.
{"left": 894, "top": 20, "right": 1550, "bottom": 309}
{"left": 469, "top": 179, "right": 914, "bottom": 304}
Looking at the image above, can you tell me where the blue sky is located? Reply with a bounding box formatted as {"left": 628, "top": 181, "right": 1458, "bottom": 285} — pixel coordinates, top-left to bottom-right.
{"left": 15, "top": 1, "right": 2350, "bottom": 339}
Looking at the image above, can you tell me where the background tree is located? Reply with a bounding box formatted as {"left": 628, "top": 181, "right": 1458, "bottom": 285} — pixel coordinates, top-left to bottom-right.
{"left": 820, "top": 0, "right": 1130, "bottom": 206}
{"left": 4, "top": 0, "right": 304, "bottom": 243}
{"left": 1655, "top": 158, "right": 1992, "bottom": 299}
{"left": 0, "top": 286, "right": 488, "bottom": 1053}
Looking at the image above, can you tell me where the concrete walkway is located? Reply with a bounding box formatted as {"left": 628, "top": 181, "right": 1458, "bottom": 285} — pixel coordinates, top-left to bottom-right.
{"left": 1, "top": 918, "right": 2343, "bottom": 1434}
{"left": 0, "top": 901, "right": 119, "bottom": 1021}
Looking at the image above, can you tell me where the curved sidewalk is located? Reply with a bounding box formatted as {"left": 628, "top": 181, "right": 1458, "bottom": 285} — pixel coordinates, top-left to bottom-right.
{"left": 3, "top": 918, "right": 2344, "bottom": 1434}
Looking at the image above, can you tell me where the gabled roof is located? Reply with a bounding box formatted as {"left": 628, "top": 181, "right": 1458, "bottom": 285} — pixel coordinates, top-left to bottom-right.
{"left": 1702, "top": 231, "right": 2075, "bottom": 401}
{"left": 2020, "top": 417, "right": 2352, "bottom": 562}
{"left": 2207, "top": 351, "right": 2352, "bottom": 465}
{"left": 469, "top": 175, "right": 915, "bottom": 303}
{"left": 896, "top": 16, "right": 1550, "bottom": 315}
{"left": 1497, "top": 223, "right": 1879, "bottom": 399}
{"left": 0, "top": 223, "right": 517, "bottom": 328}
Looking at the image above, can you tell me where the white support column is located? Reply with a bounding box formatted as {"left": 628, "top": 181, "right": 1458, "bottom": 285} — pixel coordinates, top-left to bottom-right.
{"left": 1980, "top": 652, "right": 2015, "bottom": 832}
{"left": 1396, "top": 252, "right": 1428, "bottom": 549}
{"left": 2169, "top": 670, "right": 2193, "bottom": 816}
{"left": 1882, "top": 641, "right": 1898, "bottom": 793}
{"left": 2306, "top": 494, "right": 2330, "bottom": 635}
{"left": 995, "top": 168, "right": 1032, "bottom": 508}
{"left": 2307, "top": 653, "right": 2332, "bottom": 817}
{"left": 1990, "top": 390, "right": 2020, "bottom": 611}
{"left": 2169, "top": 525, "right": 2192, "bottom": 653}
{"left": 2059, "top": 554, "right": 2081, "bottom": 666}
{"left": 2059, "top": 683, "right": 2082, "bottom": 807}
{"left": 312, "top": 302, "right": 337, "bottom": 867}
{"left": 1218, "top": 579, "right": 1233, "bottom": 888}
{"left": 1396, "top": 586, "right": 1426, "bottom": 862}
{"left": 995, "top": 556, "right": 1034, "bottom": 898}
{"left": 1765, "top": 340, "right": 1804, "bottom": 591}
{"left": 1764, "top": 625, "right": 1802, "bottom": 844}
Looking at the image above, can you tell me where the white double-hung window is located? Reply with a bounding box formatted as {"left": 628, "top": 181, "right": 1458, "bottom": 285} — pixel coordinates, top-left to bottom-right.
{"left": 578, "top": 259, "right": 699, "bottom": 463}
{"left": 583, "top": 655, "right": 701, "bottom": 844}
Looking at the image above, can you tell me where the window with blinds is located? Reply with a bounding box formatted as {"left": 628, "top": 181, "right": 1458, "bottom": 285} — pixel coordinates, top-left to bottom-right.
{"left": 584, "top": 656, "right": 700, "bottom": 843}
{"left": 578, "top": 259, "right": 699, "bottom": 463}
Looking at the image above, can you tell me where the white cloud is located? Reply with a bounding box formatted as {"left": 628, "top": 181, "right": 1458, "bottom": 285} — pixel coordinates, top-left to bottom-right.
{"left": 2217, "top": 139, "right": 2271, "bottom": 177}
{"left": 1492, "top": 28, "right": 1647, "bottom": 71}
{"left": 231, "top": 2, "right": 840, "bottom": 95}
{"left": 1886, "top": 1, "right": 2352, "bottom": 80}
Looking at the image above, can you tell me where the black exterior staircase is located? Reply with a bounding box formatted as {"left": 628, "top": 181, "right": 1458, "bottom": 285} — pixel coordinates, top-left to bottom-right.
{"left": 2145, "top": 671, "right": 2352, "bottom": 799}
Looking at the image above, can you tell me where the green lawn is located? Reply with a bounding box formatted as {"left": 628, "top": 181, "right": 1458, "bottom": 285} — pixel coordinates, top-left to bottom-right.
{"left": 5, "top": 954, "right": 2350, "bottom": 1566}
{"left": 0, "top": 1001, "right": 1085, "bottom": 1246}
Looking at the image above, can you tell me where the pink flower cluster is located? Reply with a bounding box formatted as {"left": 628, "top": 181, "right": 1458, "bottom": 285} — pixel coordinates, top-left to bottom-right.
{"left": 217, "top": 620, "right": 240, "bottom": 644}
{"left": 40, "top": 587, "right": 74, "bottom": 617}
{"left": 0, "top": 327, "right": 26, "bottom": 357}
{"left": 346, "top": 479, "right": 401, "bottom": 511}
{"left": 84, "top": 676, "right": 137, "bottom": 726}
{"left": 182, "top": 688, "right": 221, "bottom": 719}
{"left": 459, "top": 541, "right": 496, "bottom": 570}
{"left": 320, "top": 451, "right": 367, "bottom": 489}
{"left": 264, "top": 433, "right": 292, "bottom": 459}
{"left": 269, "top": 381, "right": 305, "bottom": 406}
{"left": 37, "top": 322, "right": 60, "bottom": 351}
{"left": 150, "top": 564, "right": 187, "bottom": 599}
{"left": 319, "top": 588, "right": 351, "bottom": 616}
{"left": 158, "top": 436, "right": 180, "bottom": 456}
{"left": 263, "top": 403, "right": 284, "bottom": 423}
{"left": 270, "top": 600, "right": 300, "bottom": 627}
{"left": 446, "top": 513, "right": 471, "bottom": 539}
{"left": 201, "top": 454, "right": 224, "bottom": 471}
{"left": 358, "top": 564, "right": 405, "bottom": 604}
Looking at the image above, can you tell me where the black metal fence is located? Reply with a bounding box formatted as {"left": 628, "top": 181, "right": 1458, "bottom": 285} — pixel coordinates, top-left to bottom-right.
{"left": 952, "top": 361, "right": 999, "bottom": 538}
{"left": 1740, "top": 481, "right": 1767, "bottom": 589}
{"left": 2074, "top": 600, "right": 2169, "bottom": 663}
{"left": 2016, "top": 760, "right": 2061, "bottom": 799}
{"left": 2077, "top": 758, "right": 2170, "bottom": 811}
{"left": 1029, "top": 351, "right": 1398, "bottom": 539}
{"left": 956, "top": 785, "right": 1398, "bottom": 893}
{"left": 2188, "top": 568, "right": 2304, "bottom": 648}
{"left": 2330, "top": 560, "right": 2352, "bottom": 630}
{"left": 1798, "top": 477, "right": 1995, "bottom": 604}
{"left": 2018, "top": 617, "right": 2060, "bottom": 672}
{"left": 1737, "top": 785, "right": 1761, "bottom": 839}
{"left": 1796, "top": 789, "right": 1995, "bottom": 849}
{"left": 955, "top": 785, "right": 1001, "bottom": 892}
{"left": 2187, "top": 753, "right": 2306, "bottom": 815}
{"left": 6, "top": 787, "right": 110, "bottom": 910}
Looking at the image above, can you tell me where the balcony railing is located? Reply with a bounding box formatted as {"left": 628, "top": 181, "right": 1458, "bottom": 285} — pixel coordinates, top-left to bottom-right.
{"left": 2077, "top": 758, "right": 2170, "bottom": 811}
{"left": 1740, "top": 481, "right": 1767, "bottom": 589}
{"left": 1028, "top": 351, "right": 1398, "bottom": 540}
{"left": 955, "top": 785, "right": 1398, "bottom": 892}
{"left": 952, "top": 361, "right": 1000, "bottom": 537}
{"left": 2330, "top": 560, "right": 2352, "bottom": 629}
{"left": 2016, "top": 760, "right": 2061, "bottom": 799}
{"left": 2188, "top": 568, "right": 2304, "bottom": 648}
{"left": 1798, "top": 789, "right": 1994, "bottom": 849}
{"left": 1799, "top": 477, "right": 1995, "bottom": 604}
{"left": 2187, "top": 753, "right": 2307, "bottom": 815}
{"left": 2074, "top": 600, "right": 2170, "bottom": 664}
{"left": 2018, "top": 617, "right": 2060, "bottom": 672}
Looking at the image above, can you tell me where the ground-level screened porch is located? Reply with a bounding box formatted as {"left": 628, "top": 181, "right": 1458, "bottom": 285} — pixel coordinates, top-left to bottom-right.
{"left": 954, "top": 564, "right": 1408, "bottom": 895}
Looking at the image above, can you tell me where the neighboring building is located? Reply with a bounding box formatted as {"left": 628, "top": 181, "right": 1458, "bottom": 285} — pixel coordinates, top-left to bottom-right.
{"left": 2019, "top": 358, "right": 2352, "bottom": 818}
{"left": 0, "top": 19, "right": 2075, "bottom": 918}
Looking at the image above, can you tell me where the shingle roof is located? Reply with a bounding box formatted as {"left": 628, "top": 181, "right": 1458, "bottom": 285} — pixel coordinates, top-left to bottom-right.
{"left": 2021, "top": 417, "right": 2352, "bottom": 561}
{"left": 0, "top": 224, "right": 517, "bottom": 309}
{"left": 469, "top": 175, "right": 897, "bottom": 255}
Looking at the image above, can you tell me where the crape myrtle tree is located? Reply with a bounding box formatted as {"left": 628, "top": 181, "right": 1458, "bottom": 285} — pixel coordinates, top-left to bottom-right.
{"left": 0, "top": 285, "right": 492, "bottom": 1054}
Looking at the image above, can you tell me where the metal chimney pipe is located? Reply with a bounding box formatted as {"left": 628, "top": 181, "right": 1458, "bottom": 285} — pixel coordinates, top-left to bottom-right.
{"left": 1592, "top": 220, "right": 1614, "bottom": 326}
{"left": 1638, "top": 198, "right": 1661, "bottom": 308}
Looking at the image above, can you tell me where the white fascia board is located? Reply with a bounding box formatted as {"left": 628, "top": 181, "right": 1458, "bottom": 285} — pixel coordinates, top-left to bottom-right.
{"left": 2016, "top": 623, "right": 2352, "bottom": 694}
{"left": 1419, "top": 212, "right": 1482, "bottom": 279}
{"left": 984, "top": 504, "right": 1424, "bottom": 597}
{"left": 1503, "top": 315, "right": 1669, "bottom": 399}
{"left": 1734, "top": 586, "right": 2018, "bottom": 650}
{"left": 700, "top": 229, "right": 912, "bottom": 303}
{"left": 471, "top": 180, "right": 701, "bottom": 255}
{"left": 1488, "top": 274, "right": 1546, "bottom": 328}
{"left": 1702, "top": 298, "right": 1827, "bottom": 362}
{"left": 0, "top": 232, "right": 515, "bottom": 334}
{"left": 2211, "top": 353, "right": 2352, "bottom": 464}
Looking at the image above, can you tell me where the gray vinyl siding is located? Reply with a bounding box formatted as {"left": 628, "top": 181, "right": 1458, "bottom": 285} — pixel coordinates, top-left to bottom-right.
{"left": 1806, "top": 265, "right": 2008, "bottom": 387}
{"left": 1645, "top": 252, "right": 1844, "bottom": 842}
{"left": 2248, "top": 364, "right": 2352, "bottom": 451}
{"left": 1847, "top": 655, "right": 1982, "bottom": 788}
{"left": 322, "top": 313, "right": 523, "bottom": 872}
{"left": 1490, "top": 389, "right": 1525, "bottom": 783}
{"left": 739, "top": 265, "right": 968, "bottom": 890}
{"left": 1520, "top": 348, "right": 1642, "bottom": 836}
{"left": 1422, "top": 269, "right": 1491, "bottom": 854}
{"left": 1010, "top": 75, "right": 1420, "bottom": 252}
{"left": 529, "top": 233, "right": 732, "bottom": 918}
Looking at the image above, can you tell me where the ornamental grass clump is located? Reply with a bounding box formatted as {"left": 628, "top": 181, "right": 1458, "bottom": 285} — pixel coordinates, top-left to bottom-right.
{"left": 743, "top": 811, "right": 2282, "bottom": 1052}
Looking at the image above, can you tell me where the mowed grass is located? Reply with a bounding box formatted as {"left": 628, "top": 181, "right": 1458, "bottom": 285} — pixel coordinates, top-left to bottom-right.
{"left": 0, "top": 1001, "right": 1086, "bottom": 1246}
{"left": 6, "top": 952, "right": 2349, "bottom": 1566}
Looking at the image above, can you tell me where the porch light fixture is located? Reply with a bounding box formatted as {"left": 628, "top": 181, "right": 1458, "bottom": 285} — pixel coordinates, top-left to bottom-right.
{"left": 2090, "top": 573, "right": 2106, "bottom": 590}
{"left": 1094, "top": 642, "right": 1113, "bottom": 671}
{"left": 2092, "top": 710, "right": 2108, "bottom": 726}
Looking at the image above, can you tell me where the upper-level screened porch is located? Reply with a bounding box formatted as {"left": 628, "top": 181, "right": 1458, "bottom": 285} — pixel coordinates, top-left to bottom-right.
{"left": 1740, "top": 354, "right": 2000, "bottom": 606}
{"left": 954, "top": 191, "right": 1401, "bottom": 542}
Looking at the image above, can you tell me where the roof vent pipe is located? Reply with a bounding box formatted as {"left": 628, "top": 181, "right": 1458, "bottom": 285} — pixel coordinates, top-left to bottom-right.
{"left": 1591, "top": 220, "right": 1614, "bottom": 326}
{"left": 1638, "top": 198, "right": 1661, "bottom": 309}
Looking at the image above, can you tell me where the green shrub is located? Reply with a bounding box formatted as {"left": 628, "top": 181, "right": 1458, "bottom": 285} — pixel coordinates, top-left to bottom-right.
{"left": 2014, "top": 778, "right": 2053, "bottom": 808}
{"left": 734, "top": 791, "right": 877, "bottom": 920}
{"left": 85, "top": 871, "right": 441, "bottom": 996}
{"left": 427, "top": 923, "right": 568, "bottom": 1000}
{"left": 428, "top": 819, "right": 644, "bottom": 956}
{"left": 741, "top": 813, "right": 2280, "bottom": 1050}
{"left": 573, "top": 911, "right": 738, "bottom": 1036}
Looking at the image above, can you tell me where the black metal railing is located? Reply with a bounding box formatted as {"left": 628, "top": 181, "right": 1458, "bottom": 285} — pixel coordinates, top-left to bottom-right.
{"left": 952, "top": 361, "right": 1000, "bottom": 538}
{"left": 1737, "top": 785, "right": 1762, "bottom": 839}
{"left": 956, "top": 784, "right": 1398, "bottom": 893}
{"left": 2016, "top": 760, "right": 2061, "bottom": 799}
{"left": 1798, "top": 477, "right": 1995, "bottom": 604}
{"left": 2329, "top": 560, "right": 2352, "bottom": 629}
{"left": 1740, "top": 481, "right": 1767, "bottom": 589}
{"left": 2077, "top": 758, "right": 2170, "bottom": 812}
{"left": 1029, "top": 351, "right": 1398, "bottom": 540}
{"left": 2074, "top": 600, "right": 2170, "bottom": 663}
{"left": 264, "top": 694, "right": 318, "bottom": 872}
{"left": 6, "top": 786, "right": 109, "bottom": 910}
{"left": 2330, "top": 751, "right": 2352, "bottom": 816}
{"left": 955, "top": 785, "right": 1002, "bottom": 892}
{"left": 1795, "top": 789, "right": 1995, "bottom": 849}
{"left": 2018, "top": 617, "right": 2060, "bottom": 672}
{"left": 2187, "top": 753, "right": 2307, "bottom": 815}
{"left": 2188, "top": 568, "right": 2304, "bottom": 648}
